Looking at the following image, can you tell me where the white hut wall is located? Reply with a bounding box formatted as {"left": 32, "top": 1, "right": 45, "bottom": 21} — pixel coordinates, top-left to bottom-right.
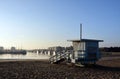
{"left": 72, "top": 42, "right": 85, "bottom": 59}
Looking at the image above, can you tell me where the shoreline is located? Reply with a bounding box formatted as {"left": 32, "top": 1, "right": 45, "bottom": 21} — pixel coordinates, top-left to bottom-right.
{"left": 0, "top": 59, "right": 49, "bottom": 62}
{"left": 0, "top": 56, "right": 120, "bottom": 62}
{"left": 100, "top": 56, "right": 120, "bottom": 60}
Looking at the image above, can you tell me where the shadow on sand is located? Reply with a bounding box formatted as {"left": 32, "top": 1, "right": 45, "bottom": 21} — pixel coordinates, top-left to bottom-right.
{"left": 84, "top": 64, "right": 120, "bottom": 71}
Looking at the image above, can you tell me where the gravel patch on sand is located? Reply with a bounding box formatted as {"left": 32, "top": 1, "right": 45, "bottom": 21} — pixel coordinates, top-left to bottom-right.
{"left": 0, "top": 59, "right": 119, "bottom": 79}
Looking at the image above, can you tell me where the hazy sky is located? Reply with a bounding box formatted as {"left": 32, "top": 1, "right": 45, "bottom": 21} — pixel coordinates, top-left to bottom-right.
{"left": 0, "top": 0, "right": 120, "bottom": 49}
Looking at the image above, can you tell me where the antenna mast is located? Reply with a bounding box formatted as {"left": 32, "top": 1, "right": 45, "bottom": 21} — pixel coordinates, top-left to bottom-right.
{"left": 80, "top": 23, "right": 82, "bottom": 40}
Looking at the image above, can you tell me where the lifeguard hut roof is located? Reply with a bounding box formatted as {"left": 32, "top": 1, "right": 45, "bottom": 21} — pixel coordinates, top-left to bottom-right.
{"left": 68, "top": 39, "right": 103, "bottom": 42}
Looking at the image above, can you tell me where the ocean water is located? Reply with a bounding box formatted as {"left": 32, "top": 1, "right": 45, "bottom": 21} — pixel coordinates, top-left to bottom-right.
{"left": 0, "top": 52, "right": 50, "bottom": 60}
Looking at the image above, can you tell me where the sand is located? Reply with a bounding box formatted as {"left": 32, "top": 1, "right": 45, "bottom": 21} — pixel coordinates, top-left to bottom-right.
{"left": 0, "top": 59, "right": 119, "bottom": 79}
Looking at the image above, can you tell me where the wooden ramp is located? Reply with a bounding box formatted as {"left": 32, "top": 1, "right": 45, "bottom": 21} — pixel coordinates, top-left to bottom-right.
{"left": 49, "top": 52, "right": 71, "bottom": 64}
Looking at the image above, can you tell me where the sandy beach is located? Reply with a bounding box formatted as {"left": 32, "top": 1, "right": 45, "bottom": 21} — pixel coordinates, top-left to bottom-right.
{"left": 0, "top": 59, "right": 119, "bottom": 79}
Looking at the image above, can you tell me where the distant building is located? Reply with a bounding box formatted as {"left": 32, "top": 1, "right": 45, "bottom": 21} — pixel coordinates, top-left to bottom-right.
{"left": 65, "top": 46, "right": 73, "bottom": 51}
{"left": 11, "top": 47, "right": 16, "bottom": 51}
{"left": 48, "top": 46, "right": 65, "bottom": 52}
{"left": 0, "top": 46, "right": 4, "bottom": 51}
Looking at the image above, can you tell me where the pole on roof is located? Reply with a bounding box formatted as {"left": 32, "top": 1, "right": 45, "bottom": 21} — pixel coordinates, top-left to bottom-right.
{"left": 80, "top": 23, "right": 82, "bottom": 40}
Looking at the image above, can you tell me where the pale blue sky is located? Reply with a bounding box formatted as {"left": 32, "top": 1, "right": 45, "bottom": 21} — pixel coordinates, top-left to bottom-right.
{"left": 0, "top": 0, "right": 120, "bottom": 49}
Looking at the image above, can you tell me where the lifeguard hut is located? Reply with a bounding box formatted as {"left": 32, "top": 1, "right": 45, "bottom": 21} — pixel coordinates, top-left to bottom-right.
{"left": 49, "top": 24, "right": 103, "bottom": 65}
{"left": 68, "top": 39, "right": 103, "bottom": 65}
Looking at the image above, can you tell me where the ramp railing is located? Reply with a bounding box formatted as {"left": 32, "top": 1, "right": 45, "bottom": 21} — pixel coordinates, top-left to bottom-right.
{"left": 49, "top": 51, "right": 72, "bottom": 64}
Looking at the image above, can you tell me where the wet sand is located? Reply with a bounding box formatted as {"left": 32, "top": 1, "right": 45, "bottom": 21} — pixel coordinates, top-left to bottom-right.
{"left": 0, "top": 59, "right": 119, "bottom": 79}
